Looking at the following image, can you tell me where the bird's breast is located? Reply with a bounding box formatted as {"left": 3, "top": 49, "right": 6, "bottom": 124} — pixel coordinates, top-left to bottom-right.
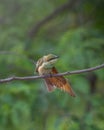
{"left": 38, "top": 66, "right": 52, "bottom": 75}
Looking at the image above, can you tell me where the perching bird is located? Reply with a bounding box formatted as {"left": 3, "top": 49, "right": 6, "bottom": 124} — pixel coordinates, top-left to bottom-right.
{"left": 35, "top": 54, "right": 76, "bottom": 97}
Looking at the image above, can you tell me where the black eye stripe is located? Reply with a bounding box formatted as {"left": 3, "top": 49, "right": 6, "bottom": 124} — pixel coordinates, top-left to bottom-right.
{"left": 47, "top": 57, "right": 56, "bottom": 61}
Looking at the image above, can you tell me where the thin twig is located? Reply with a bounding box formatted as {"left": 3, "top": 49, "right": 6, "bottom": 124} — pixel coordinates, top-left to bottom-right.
{"left": 28, "top": 0, "right": 78, "bottom": 38}
{"left": 0, "top": 63, "right": 104, "bottom": 83}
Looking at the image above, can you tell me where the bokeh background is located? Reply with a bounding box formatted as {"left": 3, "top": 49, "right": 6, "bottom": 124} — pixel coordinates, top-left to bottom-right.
{"left": 0, "top": 0, "right": 104, "bottom": 130}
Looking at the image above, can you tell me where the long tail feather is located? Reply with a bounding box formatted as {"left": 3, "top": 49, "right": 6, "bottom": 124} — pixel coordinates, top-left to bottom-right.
{"left": 62, "top": 81, "right": 76, "bottom": 97}
{"left": 49, "top": 76, "right": 76, "bottom": 97}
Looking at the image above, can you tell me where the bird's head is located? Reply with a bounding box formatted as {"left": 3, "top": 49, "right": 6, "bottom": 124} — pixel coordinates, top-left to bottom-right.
{"left": 36, "top": 54, "right": 59, "bottom": 72}
{"left": 44, "top": 54, "right": 58, "bottom": 63}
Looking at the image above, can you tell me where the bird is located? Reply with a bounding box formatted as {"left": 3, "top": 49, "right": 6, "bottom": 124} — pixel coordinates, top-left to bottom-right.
{"left": 35, "top": 54, "right": 76, "bottom": 97}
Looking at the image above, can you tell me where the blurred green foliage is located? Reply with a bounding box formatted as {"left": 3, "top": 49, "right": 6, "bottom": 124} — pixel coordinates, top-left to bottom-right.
{"left": 0, "top": 0, "right": 104, "bottom": 130}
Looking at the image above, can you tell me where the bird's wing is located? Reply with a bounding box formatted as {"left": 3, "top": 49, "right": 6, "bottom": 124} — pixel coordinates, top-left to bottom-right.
{"left": 44, "top": 67, "right": 76, "bottom": 97}
{"left": 52, "top": 67, "right": 76, "bottom": 97}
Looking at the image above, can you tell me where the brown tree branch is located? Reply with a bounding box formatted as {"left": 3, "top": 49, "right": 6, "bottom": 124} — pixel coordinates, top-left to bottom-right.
{"left": 28, "top": 0, "right": 78, "bottom": 38}
{"left": 0, "top": 63, "right": 104, "bottom": 83}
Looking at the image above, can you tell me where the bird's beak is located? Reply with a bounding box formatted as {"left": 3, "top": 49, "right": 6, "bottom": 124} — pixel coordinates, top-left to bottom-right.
{"left": 53, "top": 55, "right": 59, "bottom": 60}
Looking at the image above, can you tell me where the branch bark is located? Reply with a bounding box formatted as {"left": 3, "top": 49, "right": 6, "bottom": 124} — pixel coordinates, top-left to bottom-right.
{"left": 0, "top": 63, "right": 104, "bottom": 83}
